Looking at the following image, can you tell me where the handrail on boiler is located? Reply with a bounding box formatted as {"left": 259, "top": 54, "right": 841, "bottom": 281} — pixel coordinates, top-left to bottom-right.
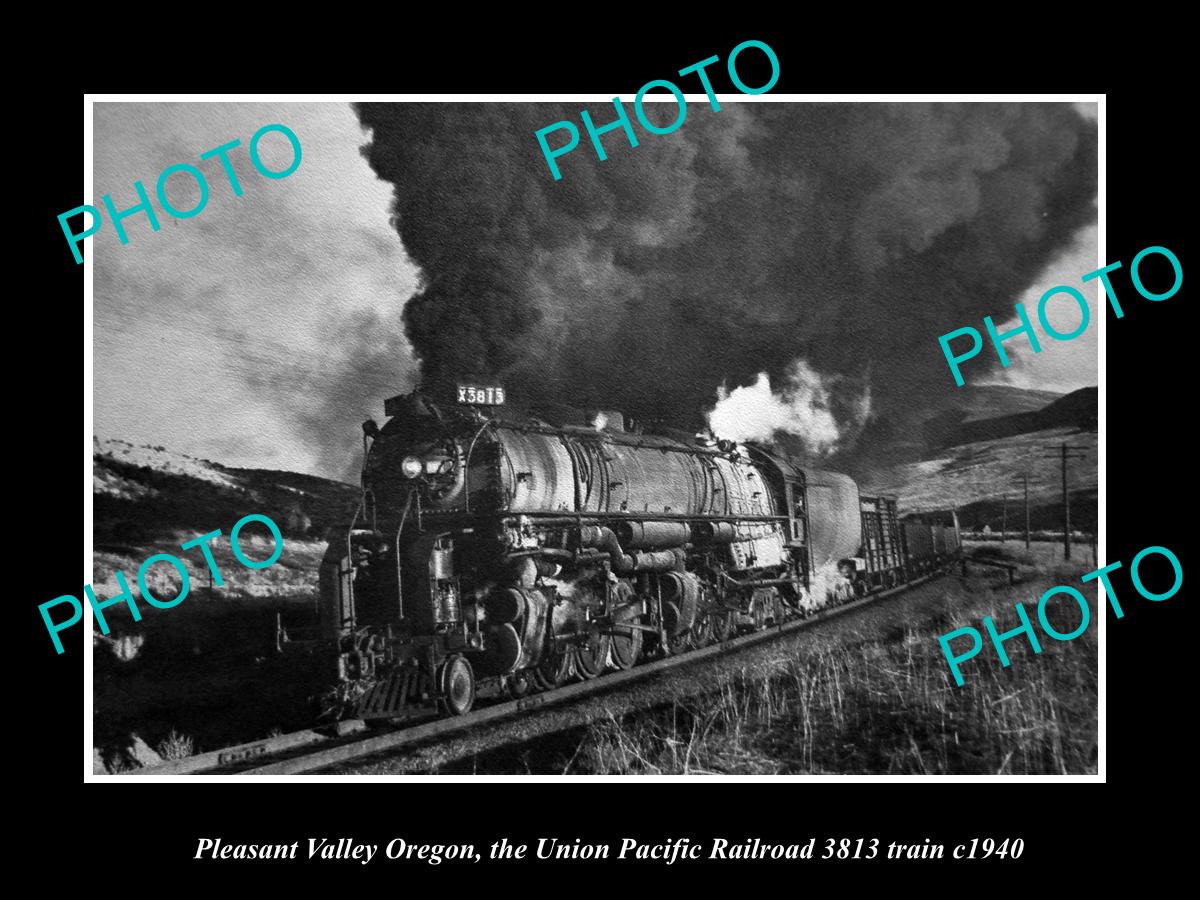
{"left": 343, "top": 498, "right": 363, "bottom": 633}
{"left": 393, "top": 486, "right": 417, "bottom": 621}
{"left": 461, "top": 420, "right": 493, "bottom": 515}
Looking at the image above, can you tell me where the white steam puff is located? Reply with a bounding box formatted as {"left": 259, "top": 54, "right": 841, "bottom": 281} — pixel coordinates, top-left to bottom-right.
{"left": 707, "top": 359, "right": 869, "bottom": 454}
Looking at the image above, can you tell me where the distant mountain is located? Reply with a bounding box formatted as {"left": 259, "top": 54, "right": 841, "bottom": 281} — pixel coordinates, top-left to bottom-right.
{"left": 860, "top": 424, "right": 1097, "bottom": 525}
{"left": 93, "top": 438, "right": 359, "bottom": 548}
{"left": 843, "top": 384, "right": 1073, "bottom": 469}
{"left": 855, "top": 387, "right": 1098, "bottom": 532}
{"left": 946, "top": 384, "right": 1066, "bottom": 423}
{"left": 924, "top": 386, "right": 1097, "bottom": 451}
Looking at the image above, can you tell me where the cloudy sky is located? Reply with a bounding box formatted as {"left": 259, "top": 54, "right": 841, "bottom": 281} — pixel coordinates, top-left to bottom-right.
{"left": 976, "top": 101, "right": 1098, "bottom": 393}
{"left": 91, "top": 101, "right": 1098, "bottom": 481}
{"left": 979, "top": 219, "right": 1099, "bottom": 393}
{"left": 93, "top": 103, "right": 419, "bottom": 479}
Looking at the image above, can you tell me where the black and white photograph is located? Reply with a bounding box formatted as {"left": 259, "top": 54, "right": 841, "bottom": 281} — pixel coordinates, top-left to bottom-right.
{"left": 81, "top": 96, "right": 1104, "bottom": 778}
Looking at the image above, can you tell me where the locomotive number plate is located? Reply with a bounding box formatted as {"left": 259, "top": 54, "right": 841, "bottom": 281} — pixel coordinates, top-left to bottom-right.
{"left": 457, "top": 384, "right": 506, "bottom": 405}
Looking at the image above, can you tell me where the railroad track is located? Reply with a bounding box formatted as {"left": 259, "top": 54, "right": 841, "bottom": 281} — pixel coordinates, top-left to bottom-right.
{"left": 131, "top": 568, "right": 954, "bottom": 776}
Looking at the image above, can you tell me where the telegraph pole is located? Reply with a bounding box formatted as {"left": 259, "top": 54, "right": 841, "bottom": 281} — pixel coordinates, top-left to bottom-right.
{"left": 1000, "top": 493, "right": 1008, "bottom": 543}
{"left": 1022, "top": 472, "right": 1030, "bottom": 550}
{"left": 1012, "top": 472, "right": 1032, "bottom": 549}
{"left": 1043, "top": 444, "right": 1087, "bottom": 560}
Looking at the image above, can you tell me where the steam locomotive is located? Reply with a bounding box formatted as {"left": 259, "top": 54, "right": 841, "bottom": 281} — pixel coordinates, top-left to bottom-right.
{"left": 316, "top": 389, "right": 960, "bottom": 719}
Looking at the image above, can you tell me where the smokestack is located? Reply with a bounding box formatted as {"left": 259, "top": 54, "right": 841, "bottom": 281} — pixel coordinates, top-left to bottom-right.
{"left": 589, "top": 410, "right": 624, "bottom": 433}
{"left": 355, "top": 102, "right": 1096, "bottom": 445}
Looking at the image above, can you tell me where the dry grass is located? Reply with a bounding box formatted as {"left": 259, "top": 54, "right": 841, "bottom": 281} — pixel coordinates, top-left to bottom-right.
{"left": 565, "top": 554, "right": 1098, "bottom": 776}
{"left": 156, "top": 730, "right": 195, "bottom": 760}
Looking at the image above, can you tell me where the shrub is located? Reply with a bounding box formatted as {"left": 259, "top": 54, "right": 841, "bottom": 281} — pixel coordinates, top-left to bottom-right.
{"left": 157, "top": 730, "right": 195, "bottom": 760}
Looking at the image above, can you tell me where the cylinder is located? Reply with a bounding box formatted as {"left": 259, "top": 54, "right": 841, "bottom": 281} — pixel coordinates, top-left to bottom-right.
{"left": 660, "top": 570, "right": 700, "bottom": 636}
{"left": 632, "top": 549, "right": 682, "bottom": 572}
{"left": 616, "top": 521, "right": 690, "bottom": 549}
{"left": 486, "top": 588, "right": 523, "bottom": 624}
{"left": 481, "top": 623, "right": 521, "bottom": 675}
{"left": 510, "top": 556, "right": 538, "bottom": 588}
{"left": 579, "top": 525, "right": 606, "bottom": 547}
{"left": 514, "top": 588, "right": 548, "bottom": 669}
{"left": 693, "top": 521, "right": 737, "bottom": 544}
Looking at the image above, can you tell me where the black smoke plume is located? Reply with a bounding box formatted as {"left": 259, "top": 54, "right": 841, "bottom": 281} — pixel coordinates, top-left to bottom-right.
{"left": 355, "top": 102, "right": 1096, "bottom": 449}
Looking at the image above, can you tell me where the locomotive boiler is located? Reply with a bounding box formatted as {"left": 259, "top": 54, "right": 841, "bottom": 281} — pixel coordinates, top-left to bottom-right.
{"left": 316, "top": 390, "right": 955, "bottom": 720}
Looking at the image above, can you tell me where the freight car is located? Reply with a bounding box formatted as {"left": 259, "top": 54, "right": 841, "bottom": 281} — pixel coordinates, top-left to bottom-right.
{"left": 901, "top": 512, "right": 963, "bottom": 576}
{"left": 310, "top": 390, "right": 960, "bottom": 720}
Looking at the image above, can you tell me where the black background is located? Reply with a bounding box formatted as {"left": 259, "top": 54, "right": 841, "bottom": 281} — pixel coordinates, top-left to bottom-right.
{"left": 25, "top": 25, "right": 1188, "bottom": 885}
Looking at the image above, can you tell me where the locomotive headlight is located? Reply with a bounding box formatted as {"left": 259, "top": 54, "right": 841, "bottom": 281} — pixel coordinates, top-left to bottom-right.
{"left": 401, "top": 455, "right": 424, "bottom": 479}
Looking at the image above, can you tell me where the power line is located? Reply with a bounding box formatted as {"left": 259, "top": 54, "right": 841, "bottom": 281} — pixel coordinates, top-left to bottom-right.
{"left": 1042, "top": 443, "right": 1088, "bottom": 560}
